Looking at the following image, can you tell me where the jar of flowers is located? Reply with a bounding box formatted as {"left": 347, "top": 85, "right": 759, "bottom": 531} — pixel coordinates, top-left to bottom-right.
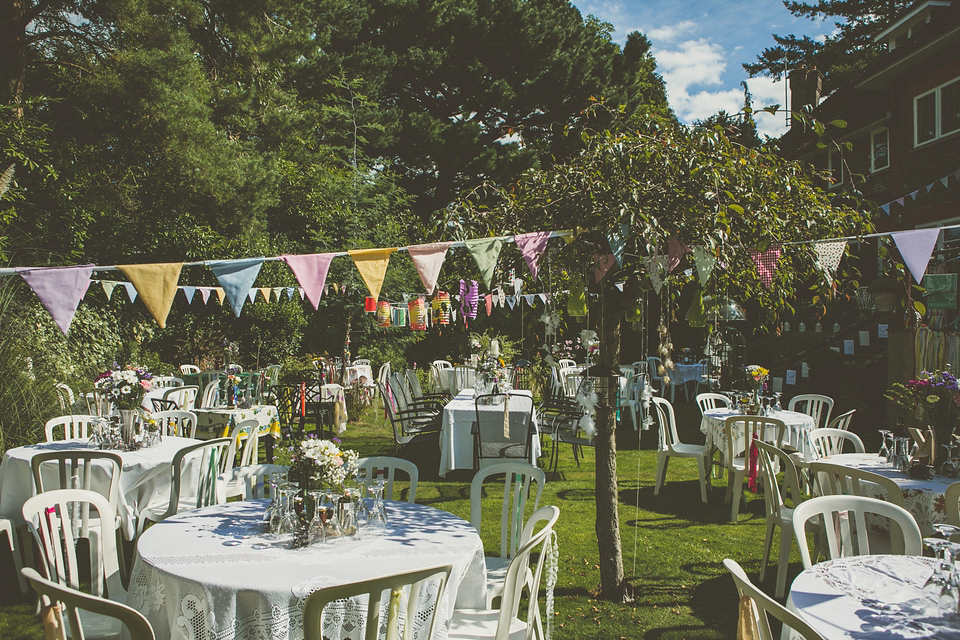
{"left": 885, "top": 368, "right": 960, "bottom": 463}
{"left": 94, "top": 364, "right": 152, "bottom": 443}
{"left": 288, "top": 436, "right": 359, "bottom": 519}
{"left": 744, "top": 365, "right": 769, "bottom": 415}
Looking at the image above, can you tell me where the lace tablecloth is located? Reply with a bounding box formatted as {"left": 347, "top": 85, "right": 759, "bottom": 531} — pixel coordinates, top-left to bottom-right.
{"left": 0, "top": 436, "right": 201, "bottom": 540}
{"left": 819, "top": 453, "right": 957, "bottom": 536}
{"left": 786, "top": 555, "right": 960, "bottom": 639}
{"left": 193, "top": 404, "right": 281, "bottom": 439}
{"left": 129, "top": 499, "right": 487, "bottom": 640}
{"left": 700, "top": 408, "right": 815, "bottom": 458}
{"left": 439, "top": 389, "right": 540, "bottom": 477}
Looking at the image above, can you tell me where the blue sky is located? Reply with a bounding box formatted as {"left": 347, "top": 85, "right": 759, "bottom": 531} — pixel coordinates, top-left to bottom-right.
{"left": 571, "top": 0, "right": 833, "bottom": 138}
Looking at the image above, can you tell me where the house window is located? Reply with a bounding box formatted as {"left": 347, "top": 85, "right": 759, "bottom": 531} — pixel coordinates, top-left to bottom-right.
{"left": 828, "top": 149, "right": 845, "bottom": 188}
{"left": 871, "top": 128, "right": 889, "bottom": 172}
{"left": 914, "top": 76, "right": 960, "bottom": 146}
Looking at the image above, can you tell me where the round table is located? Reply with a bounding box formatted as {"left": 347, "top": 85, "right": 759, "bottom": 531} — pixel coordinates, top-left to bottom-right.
{"left": 820, "top": 452, "right": 959, "bottom": 536}
{"left": 128, "top": 499, "right": 487, "bottom": 640}
{"left": 0, "top": 436, "right": 200, "bottom": 540}
{"left": 699, "top": 407, "right": 816, "bottom": 457}
{"left": 786, "top": 555, "right": 960, "bottom": 639}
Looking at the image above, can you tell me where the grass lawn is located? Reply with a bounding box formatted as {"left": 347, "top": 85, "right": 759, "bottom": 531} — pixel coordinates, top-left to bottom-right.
{"left": 0, "top": 399, "right": 797, "bottom": 639}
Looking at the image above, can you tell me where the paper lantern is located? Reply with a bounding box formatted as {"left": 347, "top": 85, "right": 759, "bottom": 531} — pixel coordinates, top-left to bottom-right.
{"left": 377, "top": 300, "right": 391, "bottom": 328}
{"left": 392, "top": 306, "right": 407, "bottom": 327}
{"left": 460, "top": 279, "right": 479, "bottom": 320}
{"left": 409, "top": 297, "right": 428, "bottom": 330}
{"left": 364, "top": 296, "right": 377, "bottom": 312}
{"left": 431, "top": 291, "right": 451, "bottom": 325}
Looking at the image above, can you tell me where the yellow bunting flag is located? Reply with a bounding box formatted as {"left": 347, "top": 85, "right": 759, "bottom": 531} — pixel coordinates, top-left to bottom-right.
{"left": 259, "top": 287, "right": 272, "bottom": 302}
{"left": 116, "top": 263, "right": 183, "bottom": 328}
{"left": 348, "top": 248, "right": 397, "bottom": 301}
{"left": 214, "top": 288, "right": 226, "bottom": 305}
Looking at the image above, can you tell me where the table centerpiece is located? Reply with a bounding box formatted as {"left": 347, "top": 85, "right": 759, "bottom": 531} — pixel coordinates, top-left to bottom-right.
{"left": 93, "top": 364, "right": 152, "bottom": 444}
{"left": 744, "top": 364, "right": 769, "bottom": 415}
{"left": 885, "top": 368, "right": 960, "bottom": 469}
{"left": 470, "top": 332, "right": 514, "bottom": 400}
{"left": 285, "top": 436, "right": 359, "bottom": 544}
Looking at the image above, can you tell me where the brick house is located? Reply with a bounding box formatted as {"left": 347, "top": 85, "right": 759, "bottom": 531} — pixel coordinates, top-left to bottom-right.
{"left": 780, "top": 0, "right": 960, "bottom": 269}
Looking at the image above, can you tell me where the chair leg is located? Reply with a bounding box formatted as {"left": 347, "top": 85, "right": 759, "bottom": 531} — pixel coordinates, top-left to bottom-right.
{"left": 776, "top": 523, "right": 793, "bottom": 599}
{"left": 654, "top": 452, "right": 668, "bottom": 495}
{"left": 696, "top": 456, "right": 708, "bottom": 503}
{"left": 730, "top": 469, "right": 746, "bottom": 522}
{"left": 760, "top": 520, "right": 775, "bottom": 582}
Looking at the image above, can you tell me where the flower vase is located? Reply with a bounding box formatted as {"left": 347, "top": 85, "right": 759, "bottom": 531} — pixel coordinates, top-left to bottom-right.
{"left": 227, "top": 385, "right": 236, "bottom": 409}
{"left": 119, "top": 410, "right": 137, "bottom": 445}
{"left": 746, "top": 389, "right": 761, "bottom": 415}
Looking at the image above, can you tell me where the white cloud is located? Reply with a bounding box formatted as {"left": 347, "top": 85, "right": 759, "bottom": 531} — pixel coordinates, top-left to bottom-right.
{"left": 655, "top": 38, "right": 727, "bottom": 93}
{"left": 646, "top": 20, "right": 697, "bottom": 43}
{"left": 745, "top": 76, "right": 789, "bottom": 139}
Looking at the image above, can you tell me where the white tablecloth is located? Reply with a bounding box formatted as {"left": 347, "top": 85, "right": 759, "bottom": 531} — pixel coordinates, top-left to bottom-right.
{"left": 700, "top": 408, "right": 816, "bottom": 458}
{"left": 439, "top": 389, "right": 540, "bottom": 477}
{"left": 785, "top": 555, "right": 960, "bottom": 639}
{"left": 819, "top": 453, "right": 958, "bottom": 536}
{"left": 670, "top": 363, "right": 704, "bottom": 385}
{"left": 320, "top": 384, "right": 348, "bottom": 432}
{"left": 343, "top": 364, "right": 374, "bottom": 387}
{"left": 192, "top": 404, "right": 281, "bottom": 439}
{"left": 128, "top": 499, "right": 487, "bottom": 640}
{"left": 0, "top": 436, "right": 200, "bottom": 540}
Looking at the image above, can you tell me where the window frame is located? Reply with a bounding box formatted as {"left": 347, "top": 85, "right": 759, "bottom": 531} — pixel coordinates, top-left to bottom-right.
{"left": 914, "top": 74, "right": 960, "bottom": 147}
{"left": 870, "top": 127, "right": 890, "bottom": 172}
{"left": 827, "top": 148, "right": 845, "bottom": 189}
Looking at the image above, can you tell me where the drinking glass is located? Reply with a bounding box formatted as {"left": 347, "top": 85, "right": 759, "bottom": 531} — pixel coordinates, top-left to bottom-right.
{"left": 367, "top": 481, "right": 388, "bottom": 535}
{"left": 323, "top": 489, "right": 344, "bottom": 539}
{"left": 924, "top": 524, "right": 960, "bottom": 613}
{"left": 878, "top": 430, "right": 892, "bottom": 463}
{"left": 772, "top": 392, "right": 782, "bottom": 413}
{"left": 276, "top": 486, "right": 299, "bottom": 537}
{"left": 308, "top": 490, "right": 326, "bottom": 545}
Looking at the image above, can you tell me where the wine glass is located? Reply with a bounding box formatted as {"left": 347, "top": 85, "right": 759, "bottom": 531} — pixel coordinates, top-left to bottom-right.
{"left": 367, "top": 480, "right": 388, "bottom": 535}
{"left": 323, "top": 489, "right": 344, "bottom": 539}
{"left": 772, "top": 392, "right": 782, "bottom": 413}
{"left": 878, "top": 430, "right": 892, "bottom": 462}
{"left": 308, "top": 490, "right": 326, "bottom": 545}
{"left": 924, "top": 524, "right": 960, "bottom": 612}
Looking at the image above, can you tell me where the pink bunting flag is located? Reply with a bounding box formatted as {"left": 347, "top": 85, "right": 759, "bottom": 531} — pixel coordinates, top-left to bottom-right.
{"left": 485, "top": 294, "right": 493, "bottom": 316}
{"left": 198, "top": 287, "right": 212, "bottom": 304}
{"left": 593, "top": 253, "right": 616, "bottom": 283}
{"left": 667, "top": 236, "right": 689, "bottom": 273}
{"left": 749, "top": 245, "right": 782, "bottom": 289}
{"left": 282, "top": 253, "right": 335, "bottom": 310}
{"left": 892, "top": 228, "right": 940, "bottom": 284}
{"left": 514, "top": 231, "right": 551, "bottom": 280}
{"left": 19, "top": 265, "right": 95, "bottom": 335}
{"left": 407, "top": 242, "right": 451, "bottom": 295}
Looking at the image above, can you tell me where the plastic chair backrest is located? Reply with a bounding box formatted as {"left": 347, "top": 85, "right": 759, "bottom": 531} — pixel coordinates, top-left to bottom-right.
{"left": 433, "top": 360, "right": 453, "bottom": 369}
{"left": 162, "top": 385, "right": 199, "bottom": 412}
{"left": 788, "top": 394, "right": 834, "bottom": 429}
{"left": 406, "top": 369, "right": 424, "bottom": 398}
{"left": 723, "top": 559, "right": 826, "bottom": 640}
{"left": 150, "top": 410, "right": 198, "bottom": 438}
{"left": 162, "top": 439, "right": 230, "bottom": 521}
{"left": 222, "top": 463, "right": 289, "bottom": 500}
{"left": 808, "top": 460, "right": 902, "bottom": 505}
{"left": 696, "top": 392, "right": 731, "bottom": 414}
{"left": 224, "top": 419, "right": 261, "bottom": 474}
{"left": 179, "top": 364, "right": 200, "bottom": 375}
{"left": 54, "top": 383, "right": 76, "bottom": 413}
{"left": 652, "top": 397, "right": 682, "bottom": 451}
{"left": 199, "top": 380, "right": 220, "bottom": 409}
{"left": 792, "top": 494, "right": 921, "bottom": 567}
{"left": 454, "top": 365, "right": 475, "bottom": 393}
{"left": 470, "top": 461, "right": 545, "bottom": 561}
{"left": 754, "top": 441, "right": 803, "bottom": 524}
{"left": 22, "top": 489, "right": 124, "bottom": 600}
{"left": 647, "top": 356, "right": 663, "bottom": 380}
{"left": 722, "top": 415, "right": 787, "bottom": 464}
{"left": 151, "top": 376, "right": 183, "bottom": 388}
{"left": 31, "top": 451, "right": 123, "bottom": 513}
{"left": 473, "top": 393, "right": 536, "bottom": 465}
{"left": 557, "top": 358, "right": 577, "bottom": 369}
{"left": 302, "top": 564, "right": 452, "bottom": 640}
{"left": 356, "top": 457, "right": 419, "bottom": 503}
{"left": 825, "top": 408, "right": 856, "bottom": 431}
{"left": 23, "top": 566, "right": 155, "bottom": 640}
{"left": 44, "top": 415, "right": 99, "bottom": 442}
{"left": 808, "top": 428, "right": 865, "bottom": 459}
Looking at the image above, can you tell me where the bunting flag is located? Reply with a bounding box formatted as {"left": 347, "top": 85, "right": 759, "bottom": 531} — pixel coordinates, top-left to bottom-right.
{"left": 286, "top": 287, "right": 297, "bottom": 301}
{"left": 749, "top": 245, "right": 782, "bottom": 289}
{"left": 667, "top": 236, "right": 689, "bottom": 273}
{"left": 523, "top": 294, "right": 537, "bottom": 307}
{"left": 497, "top": 287, "right": 506, "bottom": 308}
{"left": 349, "top": 248, "right": 397, "bottom": 301}
{"left": 693, "top": 247, "right": 717, "bottom": 287}
{"left": 246, "top": 289, "right": 258, "bottom": 304}
{"left": 198, "top": 287, "right": 212, "bottom": 304}
{"left": 514, "top": 231, "right": 551, "bottom": 280}
{"left": 464, "top": 236, "right": 507, "bottom": 289}
{"left": 182, "top": 286, "right": 197, "bottom": 304}
{"left": 207, "top": 258, "right": 265, "bottom": 317}
{"left": 880, "top": 204, "right": 891, "bottom": 215}
{"left": 282, "top": 253, "right": 335, "bottom": 310}
{"left": 259, "top": 287, "right": 271, "bottom": 302}
{"left": 271, "top": 287, "right": 283, "bottom": 302}
{"left": 607, "top": 223, "right": 629, "bottom": 267}
{"left": 507, "top": 296, "right": 517, "bottom": 309}
{"left": 812, "top": 240, "right": 846, "bottom": 286}
{"left": 101, "top": 280, "right": 118, "bottom": 300}
{"left": 593, "top": 253, "right": 616, "bottom": 283}
{"left": 892, "top": 228, "right": 940, "bottom": 283}
{"left": 122, "top": 282, "right": 138, "bottom": 303}
{"left": 485, "top": 294, "right": 493, "bottom": 316}
{"left": 644, "top": 256, "right": 667, "bottom": 294}
{"left": 407, "top": 242, "right": 451, "bottom": 294}
{"left": 214, "top": 288, "right": 226, "bottom": 305}
{"left": 19, "top": 265, "right": 95, "bottom": 335}
{"left": 117, "top": 262, "right": 183, "bottom": 328}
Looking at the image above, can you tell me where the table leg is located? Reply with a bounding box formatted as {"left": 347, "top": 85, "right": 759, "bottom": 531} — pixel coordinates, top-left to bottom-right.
{"left": 265, "top": 434, "right": 275, "bottom": 463}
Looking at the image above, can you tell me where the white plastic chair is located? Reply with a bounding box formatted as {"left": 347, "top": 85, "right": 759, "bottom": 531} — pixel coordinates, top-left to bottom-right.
{"left": 696, "top": 392, "right": 730, "bottom": 415}
{"left": 470, "top": 461, "right": 545, "bottom": 607}
{"left": 45, "top": 415, "right": 100, "bottom": 442}
{"left": 788, "top": 393, "right": 834, "bottom": 430}
{"left": 150, "top": 376, "right": 183, "bottom": 389}
{"left": 150, "top": 410, "right": 198, "bottom": 438}
{"left": 723, "top": 558, "right": 826, "bottom": 640}
{"left": 221, "top": 463, "right": 288, "bottom": 500}
{"left": 792, "top": 494, "right": 922, "bottom": 568}
{"left": 449, "top": 505, "right": 559, "bottom": 640}
{"left": 723, "top": 415, "right": 787, "bottom": 522}
{"left": 198, "top": 379, "right": 220, "bottom": 409}
{"left": 557, "top": 358, "right": 577, "bottom": 369}
{"left": 302, "top": 564, "right": 452, "bottom": 640}
{"left": 754, "top": 440, "right": 804, "bottom": 598}
{"left": 623, "top": 373, "right": 649, "bottom": 431}
{"left": 807, "top": 428, "right": 865, "bottom": 459}
{"left": 356, "top": 456, "right": 419, "bottom": 503}
{"left": 825, "top": 408, "right": 856, "bottom": 431}
{"left": 352, "top": 358, "right": 371, "bottom": 366}
{"left": 160, "top": 385, "right": 199, "bottom": 412}
{"left": 136, "top": 438, "right": 230, "bottom": 536}
{"left": 652, "top": 397, "right": 709, "bottom": 503}
{"left": 54, "top": 383, "right": 77, "bottom": 413}
{"left": 1, "top": 516, "right": 26, "bottom": 593}
{"left": 179, "top": 364, "right": 200, "bottom": 375}
{"left": 223, "top": 419, "right": 262, "bottom": 476}
{"left": 21, "top": 566, "right": 156, "bottom": 640}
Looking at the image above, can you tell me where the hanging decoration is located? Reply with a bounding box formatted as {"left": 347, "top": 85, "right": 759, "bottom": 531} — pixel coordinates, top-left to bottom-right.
{"left": 464, "top": 237, "right": 507, "bottom": 289}
{"left": 207, "top": 258, "right": 265, "bottom": 317}
{"left": 644, "top": 256, "right": 667, "bottom": 294}
{"left": 364, "top": 296, "right": 377, "bottom": 312}
{"left": 377, "top": 300, "right": 392, "bottom": 327}
{"left": 593, "top": 253, "right": 616, "bottom": 283}
{"left": 514, "top": 231, "right": 551, "bottom": 280}
{"left": 116, "top": 262, "right": 184, "bottom": 328}
{"left": 18, "top": 265, "right": 95, "bottom": 335}
{"left": 409, "top": 297, "right": 428, "bottom": 330}
{"left": 892, "top": 229, "right": 940, "bottom": 284}
{"left": 567, "top": 274, "right": 587, "bottom": 317}
{"left": 281, "top": 253, "right": 335, "bottom": 310}
{"left": 607, "top": 222, "right": 629, "bottom": 268}
{"left": 692, "top": 246, "right": 716, "bottom": 286}
{"left": 749, "top": 245, "right": 782, "bottom": 289}
{"left": 181, "top": 286, "right": 197, "bottom": 304}
{"left": 392, "top": 305, "right": 408, "bottom": 327}
{"left": 460, "top": 279, "right": 479, "bottom": 320}
{"left": 657, "top": 322, "right": 674, "bottom": 387}
{"left": 485, "top": 294, "right": 493, "bottom": 316}
{"left": 812, "top": 240, "right": 846, "bottom": 286}
{"left": 667, "top": 236, "right": 689, "bottom": 273}
{"left": 431, "top": 291, "right": 451, "bottom": 325}
{"left": 349, "top": 248, "right": 397, "bottom": 302}
{"left": 407, "top": 242, "right": 451, "bottom": 294}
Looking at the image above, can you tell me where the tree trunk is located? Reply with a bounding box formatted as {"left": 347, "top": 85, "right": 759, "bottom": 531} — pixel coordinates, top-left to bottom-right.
{"left": 594, "top": 295, "right": 631, "bottom": 602}
{"left": 0, "top": 0, "right": 26, "bottom": 112}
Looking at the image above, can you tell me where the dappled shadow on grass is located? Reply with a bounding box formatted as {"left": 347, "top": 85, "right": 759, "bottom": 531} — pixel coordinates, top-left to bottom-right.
{"left": 619, "top": 482, "right": 766, "bottom": 526}
{"left": 686, "top": 563, "right": 739, "bottom": 638}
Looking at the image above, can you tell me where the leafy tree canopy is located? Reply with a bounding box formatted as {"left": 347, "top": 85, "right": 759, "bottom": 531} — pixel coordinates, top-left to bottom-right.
{"left": 744, "top": 1, "right": 914, "bottom": 91}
